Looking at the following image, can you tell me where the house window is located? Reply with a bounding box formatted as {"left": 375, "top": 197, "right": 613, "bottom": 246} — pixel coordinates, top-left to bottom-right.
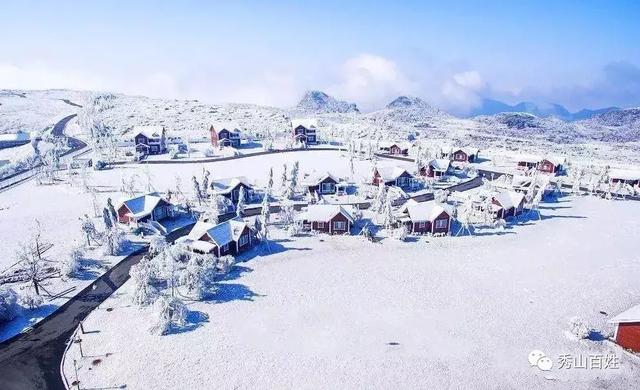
{"left": 435, "top": 219, "right": 448, "bottom": 229}
{"left": 317, "top": 222, "right": 325, "bottom": 229}
{"left": 321, "top": 182, "right": 334, "bottom": 193}
{"left": 397, "top": 177, "right": 408, "bottom": 186}
{"left": 239, "top": 235, "right": 248, "bottom": 246}
{"left": 334, "top": 221, "right": 346, "bottom": 230}
{"left": 418, "top": 221, "right": 426, "bottom": 229}
{"left": 221, "top": 243, "right": 229, "bottom": 253}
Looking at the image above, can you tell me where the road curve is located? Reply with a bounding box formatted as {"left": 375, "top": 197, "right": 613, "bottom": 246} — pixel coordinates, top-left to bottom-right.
{"left": 0, "top": 224, "right": 194, "bottom": 390}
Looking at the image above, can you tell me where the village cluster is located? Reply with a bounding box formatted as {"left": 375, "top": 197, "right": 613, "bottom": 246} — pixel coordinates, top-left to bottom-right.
{"left": 2, "top": 116, "right": 640, "bottom": 354}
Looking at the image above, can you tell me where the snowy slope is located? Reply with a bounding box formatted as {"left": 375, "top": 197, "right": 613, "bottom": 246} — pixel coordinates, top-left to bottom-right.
{"left": 294, "top": 90, "right": 359, "bottom": 114}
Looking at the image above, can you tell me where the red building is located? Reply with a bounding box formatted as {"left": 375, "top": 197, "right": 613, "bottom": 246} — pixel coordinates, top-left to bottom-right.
{"left": 492, "top": 190, "right": 525, "bottom": 219}
{"left": 297, "top": 205, "right": 355, "bottom": 235}
{"left": 401, "top": 201, "right": 452, "bottom": 235}
{"left": 538, "top": 157, "right": 565, "bottom": 174}
{"left": 372, "top": 167, "right": 417, "bottom": 188}
{"left": 210, "top": 124, "right": 241, "bottom": 148}
{"left": 291, "top": 118, "right": 318, "bottom": 145}
{"left": 178, "top": 218, "right": 256, "bottom": 257}
{"left": 609, "top": 304, "right": 640, "bottom": 352}
{"left": 420, "top": 159, "right": 451, "bottom": 178}
{"left": 450, "top": 148, "right": 479, "bottom": 163}
{"left": 379, "top": 142, "right": 409, "bottom": 156}
{"left": 302, "top": 172, "right": 340, "bottom": 195}
{"left": 117, "top": 193, "right": 173, "bottom": 225}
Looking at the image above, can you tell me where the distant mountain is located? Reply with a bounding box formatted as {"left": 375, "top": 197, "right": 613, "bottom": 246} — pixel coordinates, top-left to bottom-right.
{"left": 469, "top": 98, "right": 619, "bottom": 121}
{"left": 295, "top": 90, "right": 359, "bottom": 113}
{"left": 576, "top": 108, "right": 640, "bottom": 142}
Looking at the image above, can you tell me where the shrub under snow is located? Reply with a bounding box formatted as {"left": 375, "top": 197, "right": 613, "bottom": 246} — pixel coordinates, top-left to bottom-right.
{"left": 148, "top": 295, "right": 188, "bottom": 336}
{"left": 61, "top": 245, "right": 84, "bottom": 277}
{"left": 0, "top": 287, "right": 21, "bottom": 323}
{"left": 19, "top": 288, "right": 44, "bottom": 309}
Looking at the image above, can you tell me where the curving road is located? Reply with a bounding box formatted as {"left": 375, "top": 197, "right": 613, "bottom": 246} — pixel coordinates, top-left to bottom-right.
{"left": 0, "top": 224, "right": 194, "bottom": 390}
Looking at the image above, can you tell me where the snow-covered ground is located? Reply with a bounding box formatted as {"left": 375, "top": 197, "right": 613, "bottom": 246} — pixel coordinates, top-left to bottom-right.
{"left": 63, "top": 196, "right": 640, "bottom": 389}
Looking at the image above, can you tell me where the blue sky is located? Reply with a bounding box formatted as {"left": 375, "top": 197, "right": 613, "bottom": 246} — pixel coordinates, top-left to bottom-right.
{"left": 1, "top": 1, "right": 639, "bottom": 112}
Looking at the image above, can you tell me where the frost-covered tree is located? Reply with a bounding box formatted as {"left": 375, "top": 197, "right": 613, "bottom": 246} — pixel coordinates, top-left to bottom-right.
{"left": 16, "top": 222, "right": 54, "bottom": 297}
{"left": 131, "top": 256, "right": 157, "bottom": 307}
{"left": 61, "top": 245, "right": 83, "bottom": 277}
{"left": 142, "top": 164, "right": 155, "bottom": 192}
{"left": 149, "top": 295, "right": 188, "bottom": 336}
{"left": 121, "top": 174, "right": 139, "bottom": 197}
{"left": 102, "top": 226, "right": 127, "bottom": 256}
{"left": 201, "top": 169, "right": 211, "bottom": 195}
{"left": 281, "top": 164, "right": 288, "bottom": 190}
{"left": 279, "top": 198, "right": 296, "bottom": 225}
{"left": 371, "top": 182, "right": 386, "bottom": 212}
{"left": 290, "top": 161, "right": 300, "bottom": 190}
{"left": 19, "top": 288, "right": 44, "bottom": 310}
{"left": 192, "top": 176, "right": 203, "bottom": 205}
{"left": 80, "top": 214, "right": 99, "bottom": 246}
{"left": 149, "top": 235, "right": 168, "bottom": 257}
{"left": 267, "top": 167, "right": 274, "bottom": 193}
{"left": 236, "top": 186, "right": 246, "bottom": 217}
{"left": 0, "top": 287, "right": 20, "bottom": 324}
{"left": 382, "top": 191, "right": 395, "bottom": 230}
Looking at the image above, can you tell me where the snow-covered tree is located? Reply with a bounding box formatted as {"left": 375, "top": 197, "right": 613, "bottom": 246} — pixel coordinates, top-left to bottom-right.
{"left": 15, "top": 222, "right": 54, "bottom": 297}
{"left": 0, "top": 287, "right": 20, "bottom": 323}
{"left": 130, "top": 256, "right": 157, "bottom": 307}
{"left": 216, "top": 255, "right": 235, "bottom": 275}
{"left": 142, "top": 164, "right": 155, "bottom": 192}
{"left": 102, "top": 226, "right": 127, "bottom": 256}
{"left": 236, "top": 186, "right": 246, "bottom": 217}
{"left": 201, "top": 169, "right": 211, "bottom": 195}
{"left": 279, "top": 198, "right": 296, "bottom": 225}
{"left": 267, "top": 167, "right": 274, "bottom": 192}
{"left": 61, "top": 244, "right": 83, "bottom": 277}
{"left": 281, "top": 164, "right": 288, "bottom": 190}
{"left": 80, "top": 214, "right": 99, "bottom": 246}
{"left": 19, "top": 288, "right": 44, "bottom": 310}
{"left": 290, "top": 161, "right": 300, "bottom": 190}
{"left": 149, "top": 235, "right": 168, "bottom": 257}
{"left": 371, "top": 182, "right": 386, "bottom": 212}
{"left": 192, "top": 176, "right": 203, "bottom": 205}
{"left": 382, "top": 191, "right": 395, "bottom": 230}
{"left": 149, "top": 295, "right": 188, "bottom": 336}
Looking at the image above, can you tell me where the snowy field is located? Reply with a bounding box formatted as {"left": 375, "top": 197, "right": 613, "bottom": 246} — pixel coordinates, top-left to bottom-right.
{"left": 64, "top": 196, "right": 640, "bottom": 389}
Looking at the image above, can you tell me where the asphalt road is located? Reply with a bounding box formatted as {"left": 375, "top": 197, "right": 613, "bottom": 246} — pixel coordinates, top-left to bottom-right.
{"left": 0, "top": 224, "right": 194, "bottom": 390}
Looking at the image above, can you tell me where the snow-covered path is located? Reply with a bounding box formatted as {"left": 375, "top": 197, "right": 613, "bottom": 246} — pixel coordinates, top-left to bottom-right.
{"left": 64, "top": 196, "right": 640, "bottom": 389}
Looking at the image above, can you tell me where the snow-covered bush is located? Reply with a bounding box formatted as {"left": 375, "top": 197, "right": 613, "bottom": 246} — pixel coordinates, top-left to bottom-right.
{"left": 216, "top": 255, "right": 235, "bottom": 276}
{"left": 19, "top": 288, "right": 44, "bottom": 309}
{"left": 131, "top": 257, "right": 157, "bottom": 307}
{"left": 393, "top": 225, "right": 409, "bottom": 241}
{"left": 149, "top": 295, "right": 188, "bottom": 336}
{"left": 286, "top": 221, "right": 302, "bottom": 237}
{"left": 180, "top": 255, "right": 207, "bottom": 299}
{"left": 102, "top": 227, "right": 128, "bottom": 256}
{"left": 203, "top": 146, "right": 215, "bottom": 157}
{"left": 61, "top": 245, "right": 84, "bottom": 277}
{"left": 568, "top": 316, "right": 590, "bottom": 340}
{"left": 149, "top": 235, "right": 168, "bottom": 257}
{"left": 0, "top": 287, "right": 21, "bottom": 323}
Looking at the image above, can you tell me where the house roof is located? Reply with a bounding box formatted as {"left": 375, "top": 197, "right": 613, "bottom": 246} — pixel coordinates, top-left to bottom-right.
{"left": 301, "top": 172, "right": 340, "bottom": 187}
{"left": 133, "top": 126, "right": 164, "bottom": 139}
{"left": 397, "top": 198, "right": 419, "bottom": 214}
{"left": 119, "top": 192, "right": 167, "bottom": 219}
{"left": 542, "top": 156, "right": 566, "bottom": 166}
{"left": 429, "top": 159, "right": 451, "bottom": 171}
{"left": 211, "top": 122, "right": 241, "bottom": 133}
{"left": 515, "top": 154, "right": 542, "bottom": 164}
{"left": 376, "top": 166, "right": 413, "bottom": 182}
{"left": 406, "top": 202, "right": 451, "bottom": 222}
{"left": 379, "top": 141, "right": 411, "bottom": 150}
{"left": 609, "top": 169, "right": 640, "bottom": 181}
{"left": 210, "top": 177, "right": 252, "bottom": 194}
{"left": 609, "top": 304, "right": 640, "bottom": 324}
{"left": 452, "top": 147, "right": 479, "bottom": 156}
{"left": 297, "top": 205, "right": 355, "bottom": 223}
{"left": 291, "top": 118, "right": 318, "bottom": 130}
{"left": 493, "top": 190, "right": 525, "bottom": 210}
{"left": 188, "top": 218, "right": 250, "bottom": 247}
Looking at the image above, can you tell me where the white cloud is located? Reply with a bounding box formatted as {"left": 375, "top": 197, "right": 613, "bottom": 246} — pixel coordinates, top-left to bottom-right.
{"left": 328, "top": 54, "right": 418, "bottom": 111}
{"left": 440, "top": 70, "right": 486, "bottom": 113}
